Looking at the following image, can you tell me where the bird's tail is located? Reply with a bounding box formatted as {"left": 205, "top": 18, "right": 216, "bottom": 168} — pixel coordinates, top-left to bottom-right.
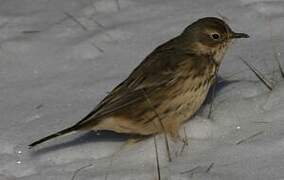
{"left": 28, "top": 125, "right": 78, "bottom": 148}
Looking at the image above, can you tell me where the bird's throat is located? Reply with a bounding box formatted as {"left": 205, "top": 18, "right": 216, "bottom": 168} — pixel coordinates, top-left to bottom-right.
{"left": 209, "top": 42, "right": 229, "bottom": 66}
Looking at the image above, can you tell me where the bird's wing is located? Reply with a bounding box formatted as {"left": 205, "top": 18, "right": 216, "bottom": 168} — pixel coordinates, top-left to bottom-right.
{"left": 74, "top": 38, "right": 194, "bottom": 128}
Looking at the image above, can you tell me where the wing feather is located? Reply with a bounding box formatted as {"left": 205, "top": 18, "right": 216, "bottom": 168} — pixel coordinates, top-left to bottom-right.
{"left": 75, "top": 37, "right": 193, "bottom": 127}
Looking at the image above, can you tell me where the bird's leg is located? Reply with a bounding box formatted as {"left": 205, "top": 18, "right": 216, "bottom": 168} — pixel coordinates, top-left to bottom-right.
{"left": 169, "top": 130, "right": 187, "bottom": 144}
{"left": 165, "top": 120, "right": 183, "bottom": 142}
{"left": 165, "top": 121, "right": 189, "bottom": 145}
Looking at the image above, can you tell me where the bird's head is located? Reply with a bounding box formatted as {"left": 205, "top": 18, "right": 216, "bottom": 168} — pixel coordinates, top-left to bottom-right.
{"left": 180, "top": 17, "right": 249, "bottom": 64}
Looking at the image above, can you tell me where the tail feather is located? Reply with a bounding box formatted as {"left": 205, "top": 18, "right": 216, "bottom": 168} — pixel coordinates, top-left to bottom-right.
{"left": 29, "top": 126, "right": 77, "bottom": 148}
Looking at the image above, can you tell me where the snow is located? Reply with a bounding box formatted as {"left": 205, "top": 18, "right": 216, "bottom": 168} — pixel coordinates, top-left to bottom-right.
{"left": 0, "top": 0, "right": 284, "bottom": 179}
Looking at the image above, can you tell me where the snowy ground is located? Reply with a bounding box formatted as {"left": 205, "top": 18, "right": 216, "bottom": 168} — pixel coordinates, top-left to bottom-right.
{"left": 0, "top": 0, "right": 284, "bottom": 179}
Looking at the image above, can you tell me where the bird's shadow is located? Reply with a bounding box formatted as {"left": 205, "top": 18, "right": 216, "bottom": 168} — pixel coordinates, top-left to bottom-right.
{"left": 204, "top": 76, "right": 241, "bottom": 104}
{"left": 30, "top": 131, "right": 130, "bottom": 156}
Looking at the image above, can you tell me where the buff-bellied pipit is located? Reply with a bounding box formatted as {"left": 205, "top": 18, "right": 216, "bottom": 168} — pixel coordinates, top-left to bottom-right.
{"left": 29, "top": 17, "right": 249, "bottom": 147}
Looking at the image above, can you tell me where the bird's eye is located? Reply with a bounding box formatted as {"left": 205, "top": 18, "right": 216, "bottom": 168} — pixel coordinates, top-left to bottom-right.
{"left": 211, "top": 33, "right": 220, "bottom": 40}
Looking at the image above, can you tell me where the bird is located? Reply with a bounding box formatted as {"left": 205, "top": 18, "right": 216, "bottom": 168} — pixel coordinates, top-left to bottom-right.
{"left": 29, "top": 17, "right": 249, "bottom": 148}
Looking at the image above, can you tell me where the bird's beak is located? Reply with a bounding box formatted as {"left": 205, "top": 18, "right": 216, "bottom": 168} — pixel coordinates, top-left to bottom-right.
{"left": 230, "top": 32, "right": 250, "bottom": 39}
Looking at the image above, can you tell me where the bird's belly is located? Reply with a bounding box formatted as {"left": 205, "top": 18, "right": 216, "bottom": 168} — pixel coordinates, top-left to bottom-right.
{"left": 162, "top": 80, "right": 212, "bottom": 124}
{"left": 92, "top": 78, "right": 213, "bottom": 136}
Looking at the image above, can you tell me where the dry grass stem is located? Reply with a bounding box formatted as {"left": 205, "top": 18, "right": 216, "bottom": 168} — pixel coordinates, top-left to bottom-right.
{"left": 154, "top": 136, "right": 161, "bottom": 180}
{"left": 239, "top": 57, "right": 273, "bottom": 91}
{"left": 64, "top": 12, "right": 88, "bottom": 31}
{"left": 142, "top": 89, "right": 172, "bottom": 162}
{"left": 22, "top": 30, "right": 41, "bottom": 34}
{"left": 208, "top": 80, "right": 217, "bottom": 119}
{"left": 71, "top": 164, "right": 93, "bottom": 180}
{"left": 206, "top": 163, "right": 214, "bottom": 173}
{"left": 236, "top": 131, "right": 264, "bottom": 145}
{"left": 180, "top": 166, "right": 201, "bottom": 174}
{"left": 179, "top": 127, "right": 189, "bottom": 155}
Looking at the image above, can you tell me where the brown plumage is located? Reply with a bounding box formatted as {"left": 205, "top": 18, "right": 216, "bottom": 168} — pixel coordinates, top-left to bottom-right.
{"left": 29, "top": 17, "right": 249, "bottom": 148}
